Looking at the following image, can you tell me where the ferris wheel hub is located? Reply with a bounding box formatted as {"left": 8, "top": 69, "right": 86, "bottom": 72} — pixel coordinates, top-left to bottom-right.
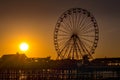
{"left": 71, "top": 34, "right": 78, "bottom": 38}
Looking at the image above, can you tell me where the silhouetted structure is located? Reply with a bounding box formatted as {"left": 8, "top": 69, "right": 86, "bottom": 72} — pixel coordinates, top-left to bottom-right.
{"left": 54, "top": 8, "right": 99, "bottom": 60}
{"left": 0, "top": 53, "right": 120, "bottom": 80}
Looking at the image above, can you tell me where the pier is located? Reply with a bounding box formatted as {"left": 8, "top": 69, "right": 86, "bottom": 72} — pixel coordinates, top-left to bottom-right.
{"left": 0, "top": 54, "right": 120, "bottom": 80}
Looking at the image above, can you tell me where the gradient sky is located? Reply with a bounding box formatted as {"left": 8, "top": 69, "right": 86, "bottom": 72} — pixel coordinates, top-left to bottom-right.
{"left": 0, "top": 0, "right": 120, "bottom": 59}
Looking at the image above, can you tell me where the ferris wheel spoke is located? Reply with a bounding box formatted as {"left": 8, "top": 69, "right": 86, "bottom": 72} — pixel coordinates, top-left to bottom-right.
{"left": 80, "top": 39, "right": 93, "bottom": 58}
{"left": 59, "top": 38, "right": 72, "bottom": 56}
{"left": 60, "top": 23, "right": 71, "bottom": 32}
{"left": 81, "top": 25, "right": 94, "bottom": 34}
{"left": 82, "top": 40, "right": 92, "bottom": 49}
{"left": 58, "top": 37, "right": 70, "bottom": 41}
{"left": 76, "top": 12, "right": 82, "bottom": 30}
{"left": 57, "top": 37, "right": 70, "bottom": 40}
{"left": 79, "top": 18, "right": 92, "bottom": 32}
{"left": 79, "top": 36, "right": 94, "bottom": 43}
{"left": 58, "top": 37, "right": 69, "bottom": 40}
{"left": 67, "top": 14, "right": 74, "bottom": 30}
{"left": 80, "top": 26, "right": 95, "bottom": 34}
{"left": 71, "top": 13, "right": 75, "bottom": 30}
{"left": 74, "top": 12, "right": 78, "bottom": 30}
{"left": 68, "top": 17, "right": 73, "bottom": 30}
{"left": 58, "top": 39, "right": 68, "bottom": 47}
{"left": 78, "top": 15, "right": 88, "bottom": 31}
{"left": 76, "top": 39, "right": 81, "bottom": 59}
{"left": 77, "top": 14, "right": 87, "bottom": 31}
{"left": 75, "top": 13, "right": 79, "bottom": 30}
{"left": 81, "top": 40, "right": 90, "bottom": 53}
{"left": 58, "top": 29, "right": 71, "bottom": 34}
{"left": 63, "top": 18, "right": 73, "bottom": 31}
{"left": 58, "top": 38, "right": 70, "bottom": 46}
{"left": 67, "top": 44, "right": 72, "bottom": 59}
{"left": 77, "top": 40, "right": 83, "bottom": 56}
{"left": 72, "top": 13, "right": 75, "bottom": 30}
{"left": 79, "top": 18, "right": 92, "bottom": 27}
{"left": 77, "top": 13, "right": 83, "bottom": 27}
{"left": 78, "top": 38, "right": 89, "bottom": 54}
{"left": 72, "top": 11, "right": 77, "bottom": 27}
{"left": 59, "top": 45, "right": 68, "bottom": 58}
{"left": 58, "top": 34, "right": 70, "bottom": 36}
{"left": 62, "top": 21, "right": 72, "bottom": 32}
{"left": 71, "top": 46, "right": 74, "bottom": 59}
{"left": 79, "top": 21, "right": 93, "bottom": 33}
{"left": 73, "top": 13, "right": 78, "bottom": 30}
{"left": 79, "top": 16, "right": 89, "bottom": 31}
{"left": 75, "top": 43, "right": 79, "bottom": 59}
{"left": 80, "top": 29, "right": 95, "bottom": 34}
{"left": 71, "top": 13, "right": 74, "bottom": 29}
{"left": 74, "top": 12, "right": 79, "bottom": 31}
{"left": 73, "top": 44, "right": 76, "bottom": 59}
{"left": 77, "top": 15, "right": 84, "bottom": 30}
{"left": 61, "top": 22, "right": 71, "bottom": 32}
{"left": 62, "top": 40, "right": 71, "bottom": 59}
{"left": 78, "top": 34, "right": 95, "bottom": 37}
{"left": 77, "top": 38, "right": 86, "bottom": 54}
{"left": 75, "top": 41, "right": 82, "bottom": 59}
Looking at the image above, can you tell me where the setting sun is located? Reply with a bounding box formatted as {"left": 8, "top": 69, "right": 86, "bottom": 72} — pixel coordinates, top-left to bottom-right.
{"left": 20, "top": 42, "right": 29, "bottom": 51}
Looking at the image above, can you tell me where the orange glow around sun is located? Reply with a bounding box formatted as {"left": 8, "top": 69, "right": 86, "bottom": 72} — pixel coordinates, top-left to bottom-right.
{"left": 20, "top": 42, "right": 29, "bottom": 52}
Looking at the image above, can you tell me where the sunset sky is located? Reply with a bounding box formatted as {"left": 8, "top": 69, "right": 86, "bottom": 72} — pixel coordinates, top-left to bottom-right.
{"left": 0, "top": 0, "right": 120, "bottom": 59}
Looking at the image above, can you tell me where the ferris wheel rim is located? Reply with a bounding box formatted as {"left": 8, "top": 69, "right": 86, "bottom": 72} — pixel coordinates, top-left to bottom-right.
{"left": 54, "top": 8, "right": 99, "bottom": 60}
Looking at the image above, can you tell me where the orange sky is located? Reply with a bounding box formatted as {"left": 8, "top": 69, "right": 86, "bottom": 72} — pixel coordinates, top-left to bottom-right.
{"left": 0, "top": 0, "right": 120, "bottom": 59}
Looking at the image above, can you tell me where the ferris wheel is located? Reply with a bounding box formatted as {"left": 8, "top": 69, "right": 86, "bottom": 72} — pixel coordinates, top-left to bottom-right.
{"left": 54, "top": 8, "right": 99, "bottom": 60}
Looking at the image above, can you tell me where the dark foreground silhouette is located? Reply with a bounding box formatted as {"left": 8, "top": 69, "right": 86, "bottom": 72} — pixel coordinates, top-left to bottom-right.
{"left": 0, "top": 53, "right": 120, "bottom": 80}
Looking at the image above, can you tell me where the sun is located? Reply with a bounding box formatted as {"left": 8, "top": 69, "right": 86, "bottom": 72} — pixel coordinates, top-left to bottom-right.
{"left": 20, "top": 42, "right": 29, "bottom": 51}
